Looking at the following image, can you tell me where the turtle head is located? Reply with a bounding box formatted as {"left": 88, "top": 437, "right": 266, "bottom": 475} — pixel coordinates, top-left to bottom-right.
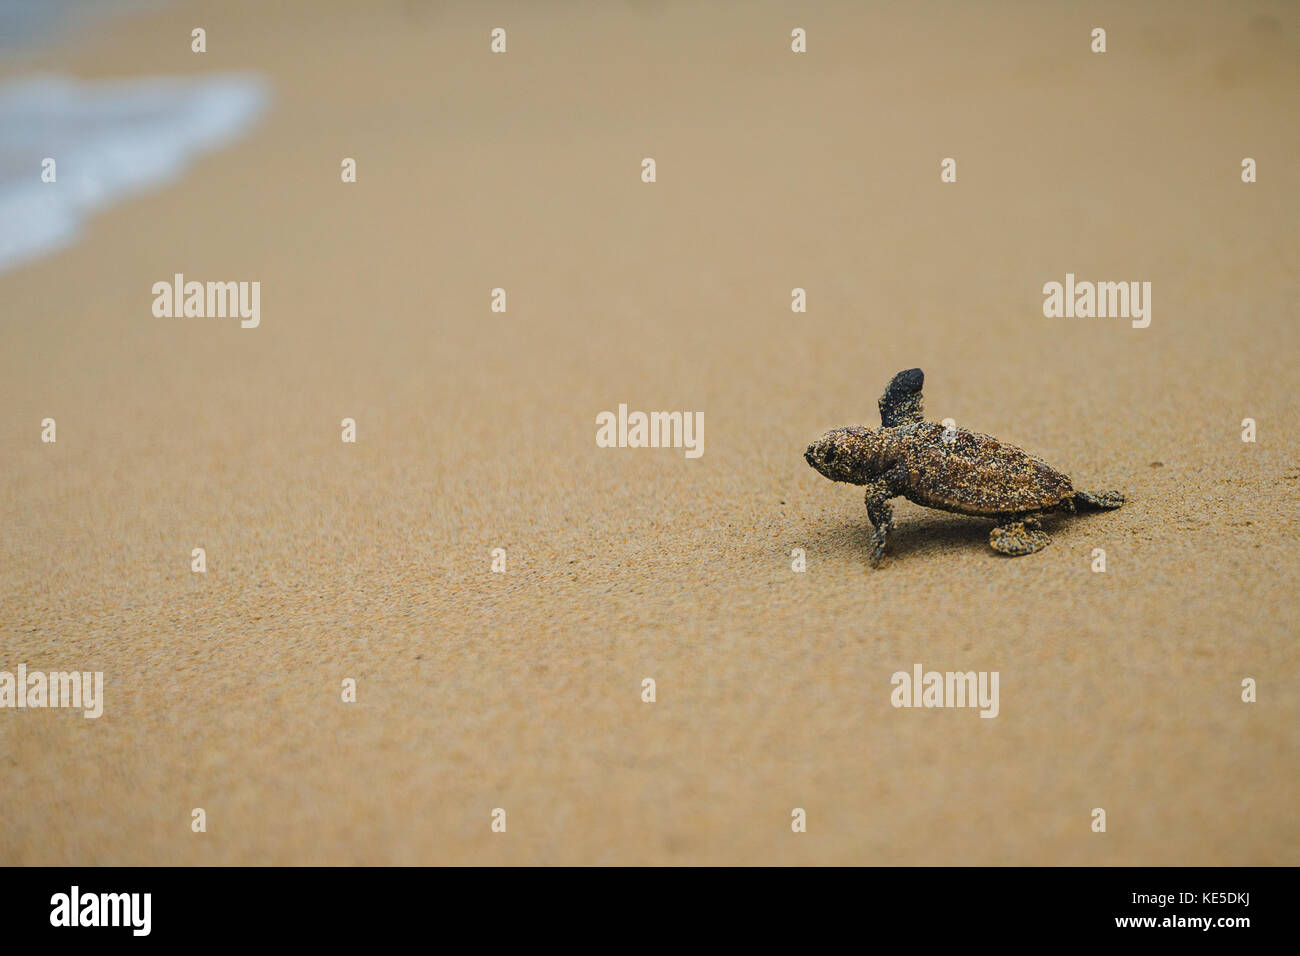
{"left": 804, "top": 426, "right": 885, "bottom": 484}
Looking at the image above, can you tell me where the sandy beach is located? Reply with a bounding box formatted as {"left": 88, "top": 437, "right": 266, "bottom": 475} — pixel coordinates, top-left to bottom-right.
{"left": 1, "top": 0, "right": 1297, "bottom": 865}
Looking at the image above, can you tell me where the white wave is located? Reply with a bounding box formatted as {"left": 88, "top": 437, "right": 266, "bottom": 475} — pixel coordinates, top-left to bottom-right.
{"left": 0, "top": 73, "right": 270, "bottom": 273}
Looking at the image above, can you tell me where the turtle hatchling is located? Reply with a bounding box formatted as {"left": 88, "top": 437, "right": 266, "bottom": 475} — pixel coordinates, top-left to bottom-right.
{"left": 804, "top": 368, "right": 1125, "bottom": 565}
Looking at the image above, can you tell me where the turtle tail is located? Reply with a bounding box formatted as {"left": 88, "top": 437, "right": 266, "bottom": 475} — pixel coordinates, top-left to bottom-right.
{"left": 1073, "top": 489, "right": 1125, "bottom": 511}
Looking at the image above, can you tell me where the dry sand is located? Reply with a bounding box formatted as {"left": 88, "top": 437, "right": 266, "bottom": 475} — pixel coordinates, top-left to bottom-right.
{"left": 1, "top": 0, "right": 1297, "bottom": 865}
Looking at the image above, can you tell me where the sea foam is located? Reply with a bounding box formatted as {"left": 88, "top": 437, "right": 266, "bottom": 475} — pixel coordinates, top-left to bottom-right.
{"left": 0, "top": 73, "right": 269, "bottom": 273}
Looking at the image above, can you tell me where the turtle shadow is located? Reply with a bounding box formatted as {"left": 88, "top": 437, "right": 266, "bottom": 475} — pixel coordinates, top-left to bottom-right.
{"left": 818, "top": 510, "right": 1082, "bottom": 562}
{"left": 816, "top": 512, "right": 986, "bottom": 561}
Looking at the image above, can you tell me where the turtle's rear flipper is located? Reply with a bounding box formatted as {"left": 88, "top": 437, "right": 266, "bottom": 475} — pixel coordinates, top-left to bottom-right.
{"left": 989, "top": 519, "right": 1051, "bottom": 556}
{"left": 1074, "top": 489, "right": 1125, "bottom": 510}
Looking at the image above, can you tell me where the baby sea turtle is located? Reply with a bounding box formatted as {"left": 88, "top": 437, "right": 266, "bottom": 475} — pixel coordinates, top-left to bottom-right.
{"left": 804, "top": 368, "right": 1124, "bottom": 565}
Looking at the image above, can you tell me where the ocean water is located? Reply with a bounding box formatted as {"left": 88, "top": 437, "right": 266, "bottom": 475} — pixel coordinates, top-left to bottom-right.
{"left": 0, "top": 0, "right": 149, "bottom": 55}
{"left": 0, "top": 3, "right": 270, "bottom": 274}
{"left": 0, "top": 74, "right": 270, "bottom": 274}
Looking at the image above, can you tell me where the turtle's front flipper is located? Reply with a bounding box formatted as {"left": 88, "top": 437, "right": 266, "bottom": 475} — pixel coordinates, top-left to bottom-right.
{"left": 989, "top": 518, "right": 1051, "bottom": 556}
{"left": 864, "top": 479, "right": 898, "bottom": 567}
{"left": 1074, "top": 489, "right": 1125, "bottom": 511}
{"left": 878, "top": 368, "right": 925, "bottom": 427}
